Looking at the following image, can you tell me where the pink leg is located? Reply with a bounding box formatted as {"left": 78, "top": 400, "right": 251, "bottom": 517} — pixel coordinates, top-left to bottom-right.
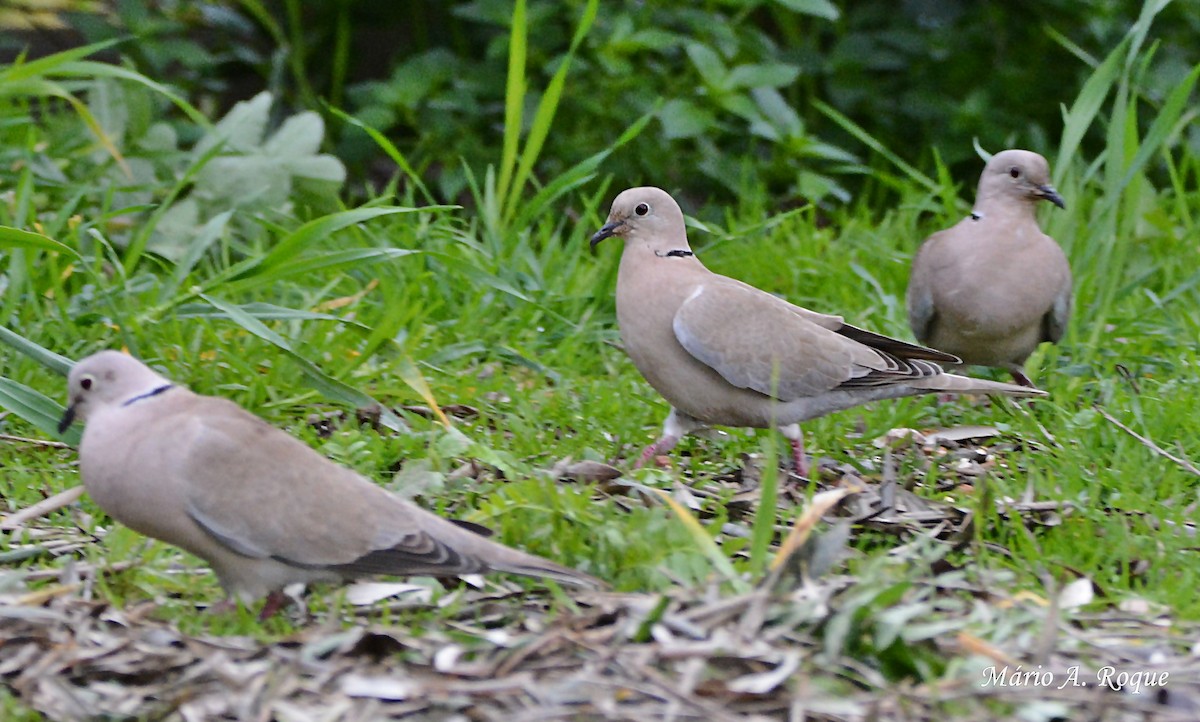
{"left": 633, "top": 434, "right": 679, "bottom": 469}
{"left": 779, "top": 424, "right": 810, "bottom": 478}
{"left": 790, "top": 437, "right": 810, "bottom": 478}
{"left": 257, "top": 590, "right": 290, "bottom": 620}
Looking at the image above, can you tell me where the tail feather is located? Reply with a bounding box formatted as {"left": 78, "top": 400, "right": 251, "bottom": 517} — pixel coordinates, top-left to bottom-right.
{"left": 449, "top": 523, "right": 608, "bottom": 590}
{"left": 490, "top": 557, "right": 607, "bottom": 590}
{"left": 914, "top": 373, "right": 1047, "bottom": 397}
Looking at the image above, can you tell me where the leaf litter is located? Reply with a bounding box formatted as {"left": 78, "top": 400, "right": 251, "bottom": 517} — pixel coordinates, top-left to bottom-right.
{"left": 3, "top": 425, "right": 1199, "bottom": 720}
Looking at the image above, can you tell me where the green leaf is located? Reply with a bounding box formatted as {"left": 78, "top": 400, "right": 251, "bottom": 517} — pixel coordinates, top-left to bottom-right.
{"left": 659, "top": 99, "right": 714, "bottom": 140}
{"left": 0, "top": 226, "right": 80, "bottom": 258}
{"left": 52, "top": 59, "right": 209, "bottom": 126}
{"left": 327, "top": 106, "right": 434, "bottom": 203}
{"left": 173, "top": 301, "right": 371, "bottom": 331}
{"left": 0, "top": 377, "right": 74, "bottom": 442}
{"left": 814, "top": 99, "right": 938, "bottom": 192}
{"left": 727, "top": 63, "right": 800, "bottom": 89}
{"left": 751, "top": 87, "right": 803, "bottom": 138}
{"left": 0, "top": 38, "right": 123, "bottom": 84}
{"left": 161, "top": 209, "right": 234, "bottom": 301}
{"left": 772, "top": 0, "right": 839, "bottom": 21}
{"left": 686, "top": 43, "right": 728, "bottom": 89}
{"left": 1113, "top": 62, "right": 1200, "bottom": 197}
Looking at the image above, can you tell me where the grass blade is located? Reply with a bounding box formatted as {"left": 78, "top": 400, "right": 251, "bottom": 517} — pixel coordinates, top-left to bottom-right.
{"left": 395, "top": 355, "right": 450, "bottom": 428}
{"left": 812, "top": 99, "right": 937, "bottom": 192}
{"left": 328, "top": 106, "right": 434, "bottom": 204}
{"left": 0, "top": 226, "right": 80, "bottom": 258}
{"left": 1112, "top": 62, "right": 1200, "bottom": 198}
{"left": 502, "top": 0, "right": 599, "bottom": 223}
{"left": 495, "top": 0, "right": 527, "bottom": 207}
{"left": 259, "top": 206, "right": 452, "bottom": 269}
{"left": 160, "top": 210, "right": 235, "bottom": 302}
{"left": 198, "top": 294, "right": 407, "bottom": 431}
{"left": 227, "top": 248, "right": 419, "bottom": 294}
{"left": 0, "top": 327, "right": 74, "bottom": 375}
{"left": 1056, "top": 35, "right": 1127, "bottom": 185}
{"left": 655, "top": 489, "right": 749, "bottom": 591}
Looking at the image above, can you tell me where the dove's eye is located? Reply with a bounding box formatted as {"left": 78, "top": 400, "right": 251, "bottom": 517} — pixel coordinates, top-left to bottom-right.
{"left": 80, "top": 375, "right": 94, "bottom": 391}
{"left": 1009, "top": 167, "right": 1020, "bottom": 178}
{"left": 635, "top": 203, "right": 650, "bottom": 216}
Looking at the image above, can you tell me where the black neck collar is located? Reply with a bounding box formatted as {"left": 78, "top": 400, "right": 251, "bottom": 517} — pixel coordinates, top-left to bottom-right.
{"left": 121, "top": 383, "right": 175, "bottom": 407}
{"left": 656, "top": 249, "right": 694, "bottom": 258}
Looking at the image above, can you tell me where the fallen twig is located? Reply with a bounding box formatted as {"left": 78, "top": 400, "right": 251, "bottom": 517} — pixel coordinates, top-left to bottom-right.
{"left": 0, "top": 433, "right": 70, "bottom": 449}
{"left": 1, "top": 486, "right": 86, "bottom": 530}
{"left": 1094, "top": 404, "right": 1200, "bottom": 477}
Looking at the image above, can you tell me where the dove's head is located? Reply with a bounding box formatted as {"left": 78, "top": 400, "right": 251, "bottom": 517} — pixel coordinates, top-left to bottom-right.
{"left": 59, "top": 351, "right": 174, "bottom": 432}
{"left": 590, "top": 186, "right": 691, "bottom": 253}
{"left": 978, "top": 149, "right": 1065, "bottom": 210}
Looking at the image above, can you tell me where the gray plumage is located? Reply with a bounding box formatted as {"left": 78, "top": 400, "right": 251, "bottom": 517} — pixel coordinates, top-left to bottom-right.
{"left": 591, "top": 186, "right": 1046, "bottom": 471}
{"left": 907, "top": 149, "right": 1071, "bottom": 387}
{"left": 60, "top": 351, "right": 602, "bottom": 605}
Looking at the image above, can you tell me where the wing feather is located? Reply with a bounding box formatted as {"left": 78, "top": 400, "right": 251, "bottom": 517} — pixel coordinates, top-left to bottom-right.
{"left": 673, "top": 282, "right": 947, "bottom": 401}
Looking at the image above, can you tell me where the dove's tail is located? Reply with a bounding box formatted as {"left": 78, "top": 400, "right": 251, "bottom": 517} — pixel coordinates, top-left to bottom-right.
{"left": 914, "top": 373, "right": 1047, "bottom": 397}
{"left": 488, "top": 555, "right": 608, "bottom": 590}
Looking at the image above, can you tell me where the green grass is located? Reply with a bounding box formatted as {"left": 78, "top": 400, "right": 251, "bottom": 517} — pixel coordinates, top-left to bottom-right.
{"left": 1, "top": 6, "right": 1199, "bottom": 717}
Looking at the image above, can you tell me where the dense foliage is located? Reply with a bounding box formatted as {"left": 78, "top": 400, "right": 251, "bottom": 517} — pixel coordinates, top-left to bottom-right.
{"left": 6, "top": 0, "right": 1198, "bottom": 206}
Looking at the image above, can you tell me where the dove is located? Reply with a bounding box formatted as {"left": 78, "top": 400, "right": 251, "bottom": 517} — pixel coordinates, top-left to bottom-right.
{"left": 591, "top": 187, "right": 1045, "bottom": 474}
{"left": 907, "top": 149, "right": 1070, "bottom": 387}
{"left": 59, "top": 351, "right": 602, "bottom": 615}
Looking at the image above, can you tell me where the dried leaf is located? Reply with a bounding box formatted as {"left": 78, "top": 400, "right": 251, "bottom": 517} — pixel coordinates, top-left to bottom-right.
{"left": 551, "top": 458, "right": 622, "bottom": 483}
{"left": 340, "top": 674, "right": 420, "bottom": 700}
{"left": 344, "top": 582, "right": 433, "bottom": 606}
{"left": 726, "top": 650, "right": 801, "bottom": 694}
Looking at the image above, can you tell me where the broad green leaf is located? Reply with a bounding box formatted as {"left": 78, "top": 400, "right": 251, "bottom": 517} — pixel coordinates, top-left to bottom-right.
{"left": 727, "top": 63, "right": 800, "bottom": 90}
{"left": 686, "top": 43, "right": 728, "bottom": 89}
{"left": 660, "top": 99, "right": 715, "bottom": 140}
{"left": 263, "top": 110, "right": 325, "bottom": 156}
{"left": 772, "top": 0, "right": 839, "bottom": 21}
{"left": 752, "top": 87, "right": 803, "bottom": 138}
{"left": 0, "top": 377, "right": 75, "bottom": 442}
